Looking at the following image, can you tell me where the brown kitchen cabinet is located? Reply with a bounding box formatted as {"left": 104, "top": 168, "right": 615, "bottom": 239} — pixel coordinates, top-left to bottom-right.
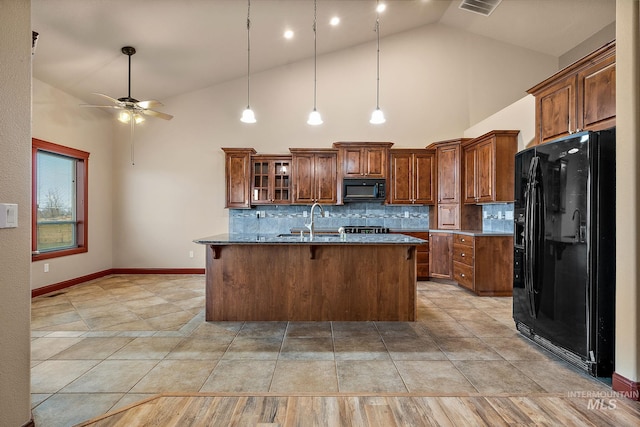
{"left": 222, "top": 148, "right": 256, "bottom": 209}
{"left": 333, "top": 142, "right": 392, "bottom": 178}
{"left": 251, "top": 155, "right": 292, "bottom": 205}
{"left": 462, "top": 130, "right": 518, "bottom": 204}
{"left": 436, "top": 143, "right": 460, "bottom": 204}
{"left": 452, "top": 234, "right": 514, "bottom": 296}
{"left": 388, "top": 149, "right": 435, "bottom": 205}
{"left": 290, "top": 148, "right": 338, "bottom": 204}
{"left": 428, "top": 139, "right": 481, "bottom": 230}
{"left": 399, "top": 231, "right": 430, "bottom": 279}
{"left": 429, "top": 232, "right": 452, "bottom": 279}
{"left": 528, "top": 41, "right": 615, "bottom": 146}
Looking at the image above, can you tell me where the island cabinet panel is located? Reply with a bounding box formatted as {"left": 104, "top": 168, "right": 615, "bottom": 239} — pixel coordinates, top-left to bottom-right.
{"left": 222, "top": 148, "right": 256, "bottom": 208}
{"left": 290, "top": 149, "right": 338, "bottom": 204}
{"left": 333, "top": 142, "right": 393, "bottom": 178}
{"left": 528, "top": 41, "right": 615, "bottom": 146}
{"left": 251, "top": 155, "right": 291, "bottom": 205}
{"left": 429, "top": 232, "right": 452, "bottom": 279}
{"left": 205, "top": 244, "right": 416, "bottom": 321}
{"left": 462, "top": 130, "right": 518, "bottom": 204}
{"left": 388, "top": 149, "right": 435, "bottom": 205}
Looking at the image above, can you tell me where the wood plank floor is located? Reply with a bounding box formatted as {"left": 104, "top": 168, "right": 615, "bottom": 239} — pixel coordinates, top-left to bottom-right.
{"left": 77, "top": 392, "right": 640, "bottom": 427}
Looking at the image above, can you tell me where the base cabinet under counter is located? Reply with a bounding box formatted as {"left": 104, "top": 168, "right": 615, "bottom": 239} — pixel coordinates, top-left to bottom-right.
{"left": 451, "top": 234, "right": 514, "bottom": 296}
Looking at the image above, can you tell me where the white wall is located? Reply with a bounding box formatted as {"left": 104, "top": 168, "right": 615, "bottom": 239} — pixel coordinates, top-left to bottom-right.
{"left": 31, "top": 79, "right": 115, "bottom": 289}
{"left": 0, "top": 1, "right": 33, "bottom": 425}
{"left": 615, "top": 0, "right": 640, "bottom": 387}
{"left": 464, "top": 95, "right": 536, "bottom": 151}
{"left": 560, "top": 22, "right": 616, "bottom": 68}
{"left": 111, "top": 23, "right": 557, "bottom": 268}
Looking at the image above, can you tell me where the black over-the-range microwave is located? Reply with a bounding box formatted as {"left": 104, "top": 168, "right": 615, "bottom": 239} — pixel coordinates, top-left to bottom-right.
{"left": 342, "top": 178, "right": 386, "bottom": 202}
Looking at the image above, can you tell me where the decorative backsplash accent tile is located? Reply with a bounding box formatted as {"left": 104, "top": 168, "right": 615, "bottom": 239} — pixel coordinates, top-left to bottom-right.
{"left": 482, "top": 203, "right": 514, "bottom": 233}
{"left": 230, "top": 204, "right": 430, "bottom": 234}
{"left": 230, "top": 203, "right": 513, "bottom": 234}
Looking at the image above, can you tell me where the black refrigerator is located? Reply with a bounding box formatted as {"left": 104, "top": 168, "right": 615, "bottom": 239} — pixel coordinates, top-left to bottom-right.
{"left": 513, "top": 128, "right": 615, "bottom": 377}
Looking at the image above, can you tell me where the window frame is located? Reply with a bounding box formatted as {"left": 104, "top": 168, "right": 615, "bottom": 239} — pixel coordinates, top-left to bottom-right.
{"left": 32, "top": 138, "right": 90, "bottom": 261}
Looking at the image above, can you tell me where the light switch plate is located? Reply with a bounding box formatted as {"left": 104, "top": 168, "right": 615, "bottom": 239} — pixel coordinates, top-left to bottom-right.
{"left": 0, "top": 203, "right": 18, "bottom": 228}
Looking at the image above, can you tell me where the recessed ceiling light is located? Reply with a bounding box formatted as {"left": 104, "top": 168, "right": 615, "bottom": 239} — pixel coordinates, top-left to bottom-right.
{"left": 330, "top": 16, "right": 340, "bottom": 26}
{"left": 284, "top": 29, "right": 294, "bottom": 39}
{"left": 376, "top": 3, "right": 386, "bottom": 13}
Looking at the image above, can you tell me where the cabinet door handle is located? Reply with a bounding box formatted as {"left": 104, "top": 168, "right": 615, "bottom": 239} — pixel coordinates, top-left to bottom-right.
{"left": 461, "top": 253, "right": 465, "bottom": 257}
{"left": 460, "top": 238, "right": 465, "bottom": 242}
{"left": 460, "top": 273, "right": 465, "bottom": 278}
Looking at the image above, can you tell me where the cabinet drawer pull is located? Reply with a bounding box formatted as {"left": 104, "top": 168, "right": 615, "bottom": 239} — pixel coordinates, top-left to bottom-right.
{"left": 461, "top": 253, "right": 465, "bottom": 257}
{"left": 460, "top": 238, "right": 465, "bottom": 242}
{"left": 460, "top": 273, "right": 465, "bottom": 277}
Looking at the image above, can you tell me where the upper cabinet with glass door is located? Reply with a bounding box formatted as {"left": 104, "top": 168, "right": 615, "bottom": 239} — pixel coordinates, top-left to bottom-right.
{"left": 251, "top": 155, "right": 292, "bottom": 205}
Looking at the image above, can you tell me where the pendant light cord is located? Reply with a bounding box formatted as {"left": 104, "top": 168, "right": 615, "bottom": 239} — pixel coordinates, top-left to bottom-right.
{"left": 246, "top": 0, "right": 251, "bottom": 108}
{"left": 312, "top": 0, "right": 318, "bottom": 110}
{"left": 375, "top": 3, "right": 380, "bottom": 109}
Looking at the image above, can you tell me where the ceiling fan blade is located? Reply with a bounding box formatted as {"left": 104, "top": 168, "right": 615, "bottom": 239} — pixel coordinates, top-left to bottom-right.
{"left": 136, "top": 100, "right": 164, "bottom": 109}
{"left": 142, "top": 109, "right": 173, "bottom": 121}
{"left": 90, "top": 92, "right": 122, "bottom": 105}
{"left": 80, "top": 104, "right": 123, "bottom": 110}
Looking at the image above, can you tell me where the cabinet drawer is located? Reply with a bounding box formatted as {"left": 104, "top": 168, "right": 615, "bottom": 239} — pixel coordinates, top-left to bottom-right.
{"left": 453, "top": 243, "right": 474, "bottom": 266}
{"left": 454, "top": 234, "right": 474, "bottom": 247}
{"left": 453, "top": 261, "right": 474, "bottom": 289}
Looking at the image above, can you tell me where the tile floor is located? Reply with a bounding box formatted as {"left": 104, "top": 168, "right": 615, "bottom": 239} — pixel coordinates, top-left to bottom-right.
{"left": 31, "top": 275, "right": 614, "bottom": 427}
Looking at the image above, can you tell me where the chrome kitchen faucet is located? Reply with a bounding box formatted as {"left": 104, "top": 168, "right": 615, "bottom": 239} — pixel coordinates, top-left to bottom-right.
{"left": 305, "top": 202, "right": 324, "bottom": 241}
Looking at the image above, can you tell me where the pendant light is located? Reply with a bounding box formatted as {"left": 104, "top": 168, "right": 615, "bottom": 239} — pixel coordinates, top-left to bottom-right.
{"left": 240, "top": 0, "right": 256, "bottom": 123}
{"left": 370, "top": 0, "right": 386, "bottom": 124}
{"left": 307, "top": 0, "right": 323, "bottom": 125}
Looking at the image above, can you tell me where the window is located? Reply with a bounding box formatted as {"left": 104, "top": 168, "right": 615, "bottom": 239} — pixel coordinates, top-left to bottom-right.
{"left": 32, "top": 138, "right": 89, "bottom": 261}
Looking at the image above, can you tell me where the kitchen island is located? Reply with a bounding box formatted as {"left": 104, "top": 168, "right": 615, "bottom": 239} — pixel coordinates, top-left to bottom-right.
{"left": 193, "top": 233, "right": 426, "bottom": 321}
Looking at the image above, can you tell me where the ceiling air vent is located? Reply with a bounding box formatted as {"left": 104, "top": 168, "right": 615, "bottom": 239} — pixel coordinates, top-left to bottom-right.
{"left": 459, "top": 0, "right": 502, "bottom": 16}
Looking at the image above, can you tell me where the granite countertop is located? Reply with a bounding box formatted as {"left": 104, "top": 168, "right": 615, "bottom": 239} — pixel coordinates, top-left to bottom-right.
{"left": 427, "top": 229, "right": 512, "bottom": 237}
{"left": 194, "top": 233, "right": 427, "bottom": 245}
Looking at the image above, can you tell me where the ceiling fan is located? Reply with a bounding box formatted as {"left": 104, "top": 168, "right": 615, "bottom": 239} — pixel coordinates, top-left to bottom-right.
{"left": 82, "top": 46, "right": 173, "bottom": 165}
{"left": 82, "top": 46, "right": 173, "bottom": 124}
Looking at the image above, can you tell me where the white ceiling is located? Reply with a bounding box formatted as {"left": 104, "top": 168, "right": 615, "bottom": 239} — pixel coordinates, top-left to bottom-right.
{"left": 32, "top": 0, "right": 615, "bottom": 106}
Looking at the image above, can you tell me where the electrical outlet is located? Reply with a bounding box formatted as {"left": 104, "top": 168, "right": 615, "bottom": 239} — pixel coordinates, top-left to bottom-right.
{"left": 189, "top": 250, "right": 194, "bottom": 258}
{"left": 404, "top": 211, "right": 409, "bottom": 218}
{"left": 497, "top": 211, "right": 503, "bottom": 220}
{"left": 44, "top": 263, "right": 49, "bottom": 273}
{"left": 505, "top": 211, "right": 514, "bottom": 221}
{"left": 324, "top": 211, "right": 329, "bottom": 218}
{"left": 303, "top": 211, "right": 308, "bottom": 218}
{"left": 483, "top": 210, "right": 489, "bottom": 219}
{"left": 260, "top": 211, "right": 266, "bottom": 218}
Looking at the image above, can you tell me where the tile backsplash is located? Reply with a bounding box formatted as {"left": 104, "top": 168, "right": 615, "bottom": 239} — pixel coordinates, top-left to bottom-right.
{"left": 482, "top": 203, "right": 514, "bottom": 233}
{"left": 230, "top": 203, "right": 430, "bottom": 234}
{"left": 229, "top": 203, "right": 513, "bottom": 234}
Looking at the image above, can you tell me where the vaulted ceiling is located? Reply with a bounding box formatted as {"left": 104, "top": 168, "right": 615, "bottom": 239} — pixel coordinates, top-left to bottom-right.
{"left": 31, "top": 0, "right": 615, "bottom": 105}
